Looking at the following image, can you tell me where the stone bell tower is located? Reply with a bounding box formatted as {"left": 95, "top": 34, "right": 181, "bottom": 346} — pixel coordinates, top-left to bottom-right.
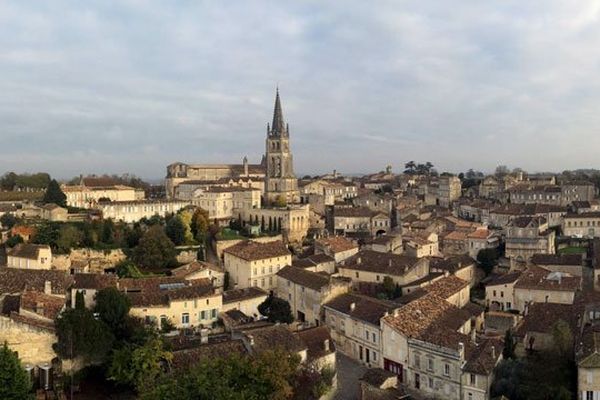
{"left": 264, "top": 88, "right": 299, "bottom": 205}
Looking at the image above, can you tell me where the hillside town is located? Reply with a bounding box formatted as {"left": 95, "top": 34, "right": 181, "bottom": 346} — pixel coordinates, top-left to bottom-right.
{"left": 1, "top": 90, "right": 599, "bottom": 400}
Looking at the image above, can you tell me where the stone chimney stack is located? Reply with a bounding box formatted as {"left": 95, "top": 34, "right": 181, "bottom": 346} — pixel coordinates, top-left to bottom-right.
{"left": 44, "top": 281, "right": 52, "bottom": 295}
{"left": 350, "top": 302, "right": 356, "bottom": 312}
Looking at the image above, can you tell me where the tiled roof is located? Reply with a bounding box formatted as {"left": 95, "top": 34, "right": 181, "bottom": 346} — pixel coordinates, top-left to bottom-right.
{"left": 485, "top": 271, "right": 522, "bottom": 287}
{"left": 6, "top": 243, "right": 50, "bottom": 260}
{"left": 295, "top": 326, "right": 335, "bottom": 363}
{"left": 222, "top": 286, "right": 268, "bottom": 304}
{"left": 276, "top": 266, "right": 330, "bottom": 291}
{"left": 120, "top": 277, "right": 214, "bottom": 307}
{"left": 517, "top": 302, "right": 575, "bottom": 335}
{"left": 514, "top": 265, "right": 581, "bottom": 292}
{"left": 0, "top": 268, "right": 72, "bottom": 295}
{"left": 224, "top": 240, "right": 290, "bottom": 261}
{"left": 334, "top": 207, "right": 376, "bottom": 218}
{"left": 324, "top": 293, "right": 398, "bottom": 326}
{"left": 531, "top": 253, "right": 583, "bottom": 266}
{"left": 341, "top": 250, "right": 421, "bottom": 276}
{"left": 315, "top": 236, "right": 358, "bottom": 253}
{"left": 171, "top": 261, "right": 222, "bottom": 278}
{"left": 171, "top": 340, "right": 247, "bottom": 371}
{"left": 564, "top": 212, "right": 600, "bottom": 219}
{"left": 430, "top": 255, "right": 476, "bottom": 273}
{"left": 73, "top": 273, "right": 117, "bottom": 290}
{"left": 421, "top": 275, "right": 469, "bottom": 300}
{"left": 20, "top": 290, "right": 65, "bottom": 320}
{"left": 463, "top": 338, "right": 503, "bottom": 375}
{"left": 242, "top": 324, "right": 307, "bottom": 354}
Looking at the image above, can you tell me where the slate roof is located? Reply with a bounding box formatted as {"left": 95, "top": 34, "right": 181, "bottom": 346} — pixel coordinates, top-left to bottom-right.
{"left": 324, "top": 293, "right": 398, "bottom": 326}
{"left": 334, "top": 207, "right": 376, "bottom": 218}
{"left": 485, "top": 272, "right": 522, "bottom": 287}
{"left": 224, "top": 240, "right": 290, "bottom": 261}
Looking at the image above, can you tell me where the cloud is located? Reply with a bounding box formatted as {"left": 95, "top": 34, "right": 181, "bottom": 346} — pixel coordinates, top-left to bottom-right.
{"left": 1, "top": 1, "right": 600, "bottom": 179}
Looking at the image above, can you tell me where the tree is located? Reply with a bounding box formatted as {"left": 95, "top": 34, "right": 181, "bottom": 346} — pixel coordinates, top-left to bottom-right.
{"left": 552, "top": 319, "right": 573, "bottom": 360}
{"left": 273, "top": 195, "right": 287, "bottom": 208}
{"left": 109, "top": 336, "right": 172, "bottom": 392}
{"left": 502, "top": 329, "right": 515, "bottom": 359}
{"left": 115, "top": 260, "right": 145, "bottom": 278}
{"left": 54, "top": 308, "right": 113, "bottom": 361}
{"left": 56, "top": 224, "right": 83, "bottom": 253}
{"left": 495, "top": 165, "right": 510, "bottom": 177}
{"left": 75, "top": 290, "right": 85, "bottom": 310}
{"left": 94, "top": 287, "right": 131, "bottom": 336}
{"left": 0, "top": 213, "right": 17, "bottom": 229}
{"left": 0, "top": 172, "right": 17, "bottom": 191}
{"left": 31, "top": 221, "right": 60, "bottom": 247}
{"left": 190, "top": 208, "right": 209, "bottom": 243}
{"left": 381, "top": 276, "right": 401, "bottom": 299}
{"left": 177, "top": 210, "right": 194, "bottom": 244}
{"left": 5, "top": 235, "right": 23, "bottom": 248}
{"left": 0, "top": 342, "right": 32, "bottom": 400}
{"left": 165, "top": 216, "right": 186, "bottom": 246}
{"left": 404, "top": 161, "right": 416, "bottom": 174}
{"left": 101, "top": 219, "right": 115, "bottom": 244}
{"left": 477, "top": 248, "right": 499, "bottom": 275}
{"left": 141, "top": 350, "right": 300, "bottom": 400}
{"left": 42, "top": 179, "right": 67, "bottom": 207}
{"left": 132, "top": 226, "right": 177, "bottom": 269}
{"left": 258, "top": 295, "right": 293, "bottom": 323}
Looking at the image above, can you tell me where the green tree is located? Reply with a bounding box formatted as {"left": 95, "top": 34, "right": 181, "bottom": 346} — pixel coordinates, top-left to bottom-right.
{"left": 141, "top": 350, "right": 299, "bottom": 400}
{"left": 132, "top": 226, "right": 177, "bottom": 269}
{"left": 75, "top": 290, "right": 85, "bottom": 310}
{"left": 115, "top": 260, "right": 145, "bottom": 278}
{"left": 0, "top": 213, "right": 17, "bottom": 229}
{"left": 552, "top": 319, "right": 573, "bottom": 360}
{"left": 42, "top": 179, "right": 67, "bottom": 207}
{"left": 101, "top": 219, "right": 115, "bottom": 244}
{"left": 177, "top": 209, "right": 194, "bottom": 244}
{"left": 94, "top": 287, "right": 131, "bottom": 336}
{"left": 273, "top": 195, "right": 287, "bottom": 208}
{"left": 56, "top": 224, "right": 83, "bottom": 253}
{"left": 31, "top": 221, "right": 60, "bottom": 247}
{"left": 165, "top": 215, "right": 186, "bottom": 246}
{"left": 477, "top": 248, "right": 499, "bottom": 275}
{"left": 5, "top": 235, "right": 23, "bottom": 248}
{"left": 0, "top": 342, "right": 33, "bottom": 400}
{"left": 502, "top": 329, "right": 515, "bottom": 360}
{"left": 54, "top": 308, "right": 113, "bottom": 361}
{"left": 190, "top": 208, "right": 210, "bottom": 242}
{"left": 108, "top": 336, "right": 172, "bottom": 392}
{"left": 258, "top": 295, "right": 293, "bottom": 324}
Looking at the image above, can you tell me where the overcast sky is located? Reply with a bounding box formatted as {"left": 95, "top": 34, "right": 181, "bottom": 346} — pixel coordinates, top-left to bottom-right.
{"left": 2, "top": 1, "right": 600, "bottom": 180}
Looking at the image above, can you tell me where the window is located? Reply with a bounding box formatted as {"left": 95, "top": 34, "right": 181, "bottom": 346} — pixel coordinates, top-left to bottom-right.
{"left": 428, "top": 377, "right": 434, "bottom": 388}
{"left": 493, "top": 290, "right": 497, "bottom": 296}
{"left": 414, "top": 354, "right": 420, "bottom": 368}
{"left": 372, "top": 332, "right": 377, "bottom": 343}
{"left": 200, "top": 310, "right": 206, "bottom": 320}
{"left": 468, "top": 393, "right": 473, "bottom": 400}
{"left": 355, "top": 272, "right": 359, "bottom": 278}
{"left": 470, "top": 373, "right": 476, "bottom": 385}
{"left": 182, "top": 313, "right": 190, "bottom": 325}
{"left": 444, "top": 364, "right": 450, "bottom": 376}
{"left": 428, "top": 358, "right": 434, "bottom": 371}
{"left": 211, "top": 309, "right": 217, "bottom": 318}
{"left": 376, "top": 275, "right": 380, "bottom": 281}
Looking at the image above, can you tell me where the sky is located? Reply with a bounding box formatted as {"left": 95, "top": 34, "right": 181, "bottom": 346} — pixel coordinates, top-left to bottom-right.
{"left": 2, "top": 1, "right": 600, "bottom": 180}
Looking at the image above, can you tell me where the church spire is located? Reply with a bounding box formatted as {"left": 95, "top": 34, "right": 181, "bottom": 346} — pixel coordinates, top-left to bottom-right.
{"left": 270, "top": 87, "right": 287, "bottom": 136}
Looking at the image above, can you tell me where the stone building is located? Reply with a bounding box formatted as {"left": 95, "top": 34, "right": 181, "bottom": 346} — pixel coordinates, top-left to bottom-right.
{"left": 223, "top": 240, "right": 292, "bottom": 291}
{"left": 7, "top": 243, "right": 52, "bottom": 270}
{"left": 95, "top": 199, "right": 190, "bottom": 223}
{"left": 505, "top": 216, "right": 555, "bottom": 270}
{"left": 62, "top": 176, "right": 144, "bottom": 208}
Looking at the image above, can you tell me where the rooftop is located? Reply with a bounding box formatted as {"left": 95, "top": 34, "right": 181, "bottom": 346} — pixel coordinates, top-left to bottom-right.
{"left": 223, "top": 240, "right": 291, "bottom": 261}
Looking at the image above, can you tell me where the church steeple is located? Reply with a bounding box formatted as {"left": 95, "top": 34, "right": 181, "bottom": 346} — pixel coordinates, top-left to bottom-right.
{"left": 270, "top": 88, "right": 287, "bottom": 137}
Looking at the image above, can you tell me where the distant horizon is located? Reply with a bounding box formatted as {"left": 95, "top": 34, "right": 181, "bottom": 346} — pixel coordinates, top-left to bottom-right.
{"left": 3, "top": 2, "right": 600, "bottom": 178}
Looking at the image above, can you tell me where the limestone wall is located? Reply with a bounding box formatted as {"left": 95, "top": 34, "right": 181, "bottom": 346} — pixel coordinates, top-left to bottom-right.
{"left": 0, "top": 316, "right": 57, "bottom": 365}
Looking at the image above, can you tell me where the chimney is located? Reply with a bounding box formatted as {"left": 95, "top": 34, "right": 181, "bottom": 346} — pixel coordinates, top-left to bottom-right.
{"left": 248, "top": 335, "right": 255, "bottom": 346}
{"left": 357, "top": 257, "right": 362, "bottom": 264}
{"left": 350, "top": 302, "right": 356, "bottom": 312}
{"left": 458, "top": 342, "right": 465, "bottom": 359}
{"left": 388, "top": 259, "right": 393, "bottom": 267}
{"left": 491, "top": 346, "right": 496, "bottom": 359}
{"left": 444, "top": 271, "right": 450, "bottom": 278}
{"left": 200, "top": 328, "right": 209, "bottom": 344}
{"left": 323, "top": 339, "right": 330, "bottom": 351}
{"left": 44, "top": 280, "right": 52, "bottom": 295}
{"left": 393, "top": 309, "right": 400, "bottom": 317}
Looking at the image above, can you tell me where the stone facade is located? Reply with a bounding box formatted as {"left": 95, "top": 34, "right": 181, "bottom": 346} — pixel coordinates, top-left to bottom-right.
{"left": 96, "top": 199, "right": 190, "bottom": 223}
{"left": 0, "top": 315, "right": 56, "bottom": 365}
